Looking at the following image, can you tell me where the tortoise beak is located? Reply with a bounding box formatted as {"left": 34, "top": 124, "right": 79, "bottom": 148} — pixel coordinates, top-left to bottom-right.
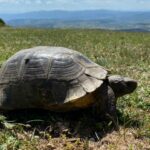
{"left": 124, "top": 77, "right": 138, "bottom": 93}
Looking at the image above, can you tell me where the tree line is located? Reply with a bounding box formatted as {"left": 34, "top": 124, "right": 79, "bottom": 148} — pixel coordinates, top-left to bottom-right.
{"left": 0, "top": 18, "right": 6, "bottom": 27}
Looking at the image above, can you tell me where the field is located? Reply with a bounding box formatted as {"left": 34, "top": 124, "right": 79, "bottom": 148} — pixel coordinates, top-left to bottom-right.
{"left": 0, "top": 27, "right": 149, "bottom": 149}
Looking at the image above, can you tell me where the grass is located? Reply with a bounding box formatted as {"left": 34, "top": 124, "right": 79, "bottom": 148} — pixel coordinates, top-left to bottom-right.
{"left": 0, "top": 27, "right": 150, "bottom": 149}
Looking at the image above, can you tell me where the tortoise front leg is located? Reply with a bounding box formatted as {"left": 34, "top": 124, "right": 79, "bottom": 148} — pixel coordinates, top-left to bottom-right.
{"left": 93, "top": 84, "right": 117, "bottom": 122}
{"left": 105, "top": 86, "right": 119, "bottom": 129}
{"left": 106, "top": 86, "right": 117, "bottom": 120}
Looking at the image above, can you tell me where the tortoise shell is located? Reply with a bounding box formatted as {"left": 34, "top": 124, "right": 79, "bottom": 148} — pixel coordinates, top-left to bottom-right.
{"left": 0, "top": 46, "right": 107, "bottom": 111}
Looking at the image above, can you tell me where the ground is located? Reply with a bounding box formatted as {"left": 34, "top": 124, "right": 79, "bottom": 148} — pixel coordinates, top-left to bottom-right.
{"left": 0, "top": 28, "right": 149, "bottom": 149}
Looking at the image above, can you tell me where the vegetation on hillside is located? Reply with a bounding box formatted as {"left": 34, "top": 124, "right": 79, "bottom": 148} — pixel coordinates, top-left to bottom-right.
{"left": 0, "top": 28, "right": 149, "bottom": 149}
{"left": 0, "top": 19, "right": 6, "bottom": 27}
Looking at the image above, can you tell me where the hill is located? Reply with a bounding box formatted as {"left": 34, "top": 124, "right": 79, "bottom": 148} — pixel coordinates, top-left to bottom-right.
{"left": 0, "top": 10, "right": 150, "bottom": 31}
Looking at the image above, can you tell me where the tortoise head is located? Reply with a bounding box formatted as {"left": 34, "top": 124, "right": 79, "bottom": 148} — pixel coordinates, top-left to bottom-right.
{"left": 108, "top": 75, "right": 137, "bottom": 98}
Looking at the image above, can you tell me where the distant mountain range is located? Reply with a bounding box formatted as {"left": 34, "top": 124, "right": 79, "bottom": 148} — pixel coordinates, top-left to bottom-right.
{"left": 0, "top": 10, "right": 150, "bottom": 31}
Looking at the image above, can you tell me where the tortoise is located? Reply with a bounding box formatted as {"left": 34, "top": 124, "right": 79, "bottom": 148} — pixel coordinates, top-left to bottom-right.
{"left": 0, "top": 46, "right": 137, "bottom": 118}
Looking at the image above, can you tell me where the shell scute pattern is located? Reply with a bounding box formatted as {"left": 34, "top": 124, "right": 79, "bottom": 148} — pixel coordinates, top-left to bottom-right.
{"left": 0, "top": 47, "right": 108, "bottom": 110}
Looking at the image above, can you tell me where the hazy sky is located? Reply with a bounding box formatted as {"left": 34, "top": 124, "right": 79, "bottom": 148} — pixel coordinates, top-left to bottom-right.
{"left": 0, "top": 0, "right": 150, "bottom": 13}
